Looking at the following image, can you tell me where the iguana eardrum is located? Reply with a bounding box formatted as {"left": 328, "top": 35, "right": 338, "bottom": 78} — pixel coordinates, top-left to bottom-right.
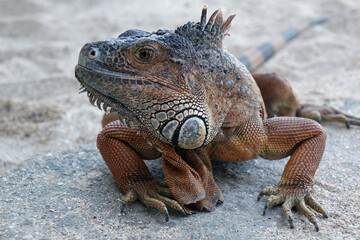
{"left": 74, "top": 6, "right": 358, "bottom": 231}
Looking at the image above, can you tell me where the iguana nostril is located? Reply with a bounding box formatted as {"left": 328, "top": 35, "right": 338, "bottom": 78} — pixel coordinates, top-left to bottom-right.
{"left": 88, "top": 48, "right": 99, "bottom": 59}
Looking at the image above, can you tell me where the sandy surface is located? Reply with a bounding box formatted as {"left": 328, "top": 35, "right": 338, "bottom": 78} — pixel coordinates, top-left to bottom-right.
{"left": 0, "top": 0, "right": 359, "bottom": 239}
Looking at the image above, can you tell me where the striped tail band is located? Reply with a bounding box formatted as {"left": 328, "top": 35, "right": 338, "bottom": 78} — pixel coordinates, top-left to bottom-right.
{"left": 238, "top": 17, "right": 327, "bottom": 72}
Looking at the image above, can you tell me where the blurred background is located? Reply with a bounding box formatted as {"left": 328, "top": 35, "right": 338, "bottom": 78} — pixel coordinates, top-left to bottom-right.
{"left": 0, "top": 0, "right": 359, "bottom": 175}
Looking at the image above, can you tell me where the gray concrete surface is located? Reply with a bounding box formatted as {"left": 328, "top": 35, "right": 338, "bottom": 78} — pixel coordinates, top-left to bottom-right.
{"left": 1, "top": 124, "right": 359, "bottom": 239}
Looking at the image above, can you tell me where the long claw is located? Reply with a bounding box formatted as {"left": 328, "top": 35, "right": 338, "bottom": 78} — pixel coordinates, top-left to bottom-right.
{"left": 346, "top": 120, "right": 350, "bottom": 129}
{"left": 164, "top": 209, "right": 170, "bottom": 222}
{"left": 317, "top": 116, "right": 322, "bottom": 124}
{"left": 121, "top": 189, "right": 138, "bottom": 213}
{"left": 323, "top": 211, "right": 329, "bottom": 218}
{"left": 282, "top": 197, "right": 295, "bottom": 229}
{"left": 181, "top": 208, "right": 187, "bottom": 217}
{"left": 263, "top": 200, "right": 269, "bottom": 215}
{"left": 304, "top": 194, "right": 327, "bottom": 217}
{"left": 259, "top": 186, "right": 283, "bottom": 216}
{"left": 120, "top": 201, "right": 127, "bottom": 213}
{"left": 313, "top": 220, "right": 320, "bottom": 232}
{"left": 142, "top": 195, "right": 168, "bottom": 219}
{"left": 296, "top": 200, "right": 319, "bottom": 231}
{"left": 263, "top": 195, "right": 285, "bottom": 216}
{"left": 289, "top": 219, "right": 294, "bottom": 229}
{"left": 155, "top": 194, "right": 183, "bottom": 212}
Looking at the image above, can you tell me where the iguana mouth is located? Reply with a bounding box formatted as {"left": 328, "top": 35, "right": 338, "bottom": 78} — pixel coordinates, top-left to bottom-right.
{"left": 75, "top": 64, "right": 140, "bottom": 125}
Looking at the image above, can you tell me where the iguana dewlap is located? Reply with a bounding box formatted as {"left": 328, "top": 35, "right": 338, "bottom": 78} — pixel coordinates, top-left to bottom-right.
{"left": 75, "top": 6, "right": 334, "bottom": 231}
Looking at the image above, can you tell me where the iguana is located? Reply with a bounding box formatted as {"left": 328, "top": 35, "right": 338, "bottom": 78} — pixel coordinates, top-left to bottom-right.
{"left": 74, "top": 6, "right": 359, "bottom": 231}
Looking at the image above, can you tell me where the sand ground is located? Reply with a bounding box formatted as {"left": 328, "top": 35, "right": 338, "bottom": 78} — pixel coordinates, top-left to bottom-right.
{"left": 0, "top": 0, "right": 359, "bottom": 239}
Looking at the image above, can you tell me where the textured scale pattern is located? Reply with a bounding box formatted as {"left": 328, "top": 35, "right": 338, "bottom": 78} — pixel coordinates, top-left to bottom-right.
{"left": 73, "top": 6, "right": 346, "bottom": 231}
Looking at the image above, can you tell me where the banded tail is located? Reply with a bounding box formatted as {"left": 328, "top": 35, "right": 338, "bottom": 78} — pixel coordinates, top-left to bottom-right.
{"left": 238, "top": 13, "right": 360, "bottom": 128}
{"left": 238, "top": 17, "right": 327, "bottom": 72}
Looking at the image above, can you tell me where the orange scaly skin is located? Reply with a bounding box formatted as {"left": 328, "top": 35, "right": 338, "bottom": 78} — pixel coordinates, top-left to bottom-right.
{"left": 75, "top": 7, "right": 330, "bottom": 231}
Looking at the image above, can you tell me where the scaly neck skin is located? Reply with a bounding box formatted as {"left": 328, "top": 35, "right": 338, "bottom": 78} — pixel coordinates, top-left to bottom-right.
{"left": 178, "top": 43, "right": 262, "bottom": 147}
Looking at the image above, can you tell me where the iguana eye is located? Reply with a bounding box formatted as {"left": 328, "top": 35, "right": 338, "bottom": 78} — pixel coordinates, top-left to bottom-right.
{"left": 135, "top": 46, "right": 158, "bottom": 63}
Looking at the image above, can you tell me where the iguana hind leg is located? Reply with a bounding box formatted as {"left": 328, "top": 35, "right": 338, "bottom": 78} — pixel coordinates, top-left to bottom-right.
{"left": 252, "top": 72, "right": 300, "bottom": 118}
{"left": 97, "top": 120, "right": 184, "bottom": 220}
{"left": 253, "top": 72, "right": 360, "bottom": 128}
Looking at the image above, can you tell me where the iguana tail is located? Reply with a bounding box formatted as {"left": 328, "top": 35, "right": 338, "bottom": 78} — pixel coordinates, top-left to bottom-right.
{"left": 238, "top": 14, "right": 360, "bottom": 128}
{"left": 238, "top": 17, "right": 327, "bottom": 72}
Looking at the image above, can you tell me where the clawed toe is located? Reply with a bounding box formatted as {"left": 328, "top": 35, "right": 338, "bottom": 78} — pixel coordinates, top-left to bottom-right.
{"left": 257, "top": 186, "right": 278, "bottom": 201}
{"left": 263, "top": 194, "right": 286, "bottom": 215}
{"left": 121, "top": 189, "right": 138, "bottom": 213}
{"left": 121, "top": 180, "right": 185, "bottom": 222}
{"left": 289, "top": 219, "right": 294, "bottom": 229}
{"left": 120, "top": 201, "right": 127, "bottom": 213}
{"left": 257, "top": 192, "right": 264, "bottom": 201}
{"left": 163, "top": 209, "right": 170, "bottom": 222}
{"left": 258, "top": 186, "right": 327, "bottom": 231}
{"left": 263, "top": 200, "right": 269, "bottom": 215}
{"left": 297, "top": 105, "right": 360, "bottom": 128}
{"left": 345, "top": 120, "right": 350, "bottom": 129}
{"left": 181, "top": 208, "right": 187, "bottom": 216}
{"left": 295, "top": 199, "right": 319, "bottom": 231}
{"left": 304, "top": 193, "right": 328, "bottom": 218}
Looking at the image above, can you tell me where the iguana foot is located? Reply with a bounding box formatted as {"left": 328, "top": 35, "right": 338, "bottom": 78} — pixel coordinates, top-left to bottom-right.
{"left": 298, "top": 104, "right": 360, "bottom": 129}
{"left": 257, "top": 186, "right": 328, "bottom": 231}
{"left": 121, "top": 180, "right": 186, "bottom": 222}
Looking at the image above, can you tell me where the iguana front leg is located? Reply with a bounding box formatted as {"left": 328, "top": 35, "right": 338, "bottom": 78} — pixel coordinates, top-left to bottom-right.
{"left": 258, "top": 117, "right": 327, "bottom": 231}
{"left": 211, "top": 115, "right": 327, "bottom": 230}
{"left": 97, "top": 120, "right": 184, "bottom": 220}
{"left": 147, "top": 136, "right": 224, "bottom": 214}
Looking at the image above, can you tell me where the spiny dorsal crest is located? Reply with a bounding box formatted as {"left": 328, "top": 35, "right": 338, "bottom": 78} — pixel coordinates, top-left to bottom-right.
{"left": 175, "top": 5, "right": 236, "bottom": 42}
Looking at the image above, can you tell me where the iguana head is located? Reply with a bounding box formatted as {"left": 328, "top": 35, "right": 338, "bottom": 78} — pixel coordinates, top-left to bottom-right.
{"left": 75, "top": 6, "right": 236, "bottom": 149}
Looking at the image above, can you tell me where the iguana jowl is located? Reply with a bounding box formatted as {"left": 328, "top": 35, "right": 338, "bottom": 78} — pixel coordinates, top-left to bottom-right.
{"left": 74, "top": 6, "right": 355, "bottom": 231}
